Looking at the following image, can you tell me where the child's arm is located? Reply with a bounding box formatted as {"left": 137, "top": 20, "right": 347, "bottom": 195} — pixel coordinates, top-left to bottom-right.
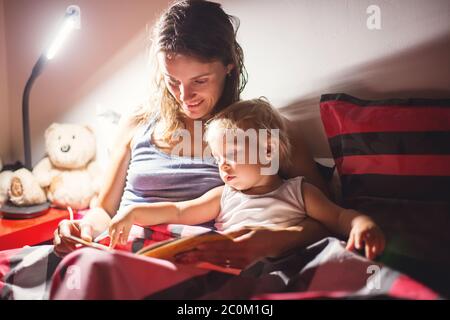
{"left": 302, "top": 182, "right": 385, "bottom": 260}
{"left": 108, "top": 185, "right": 224, "bottom": 248}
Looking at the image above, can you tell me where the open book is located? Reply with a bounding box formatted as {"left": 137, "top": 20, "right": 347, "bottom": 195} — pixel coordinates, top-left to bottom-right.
{"left": 64, "top": 231, "right": 242, "bottom": 275}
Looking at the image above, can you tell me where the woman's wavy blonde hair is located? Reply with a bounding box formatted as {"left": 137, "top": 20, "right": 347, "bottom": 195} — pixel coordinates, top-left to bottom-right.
{"left": 133, "top": 0, "right": 247, "bottom": 143}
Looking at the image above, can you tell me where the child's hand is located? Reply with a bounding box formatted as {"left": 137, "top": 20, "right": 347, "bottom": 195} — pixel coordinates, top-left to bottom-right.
{"left": 109, "top": 207, "right": 136, "bottom": 248}
{"left": 345, "top": 216, "right": 385, "bottom": 260}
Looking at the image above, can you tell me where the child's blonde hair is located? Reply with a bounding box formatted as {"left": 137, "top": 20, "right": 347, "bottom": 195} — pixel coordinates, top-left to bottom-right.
{"left": 204, "top": 98, "right": 291, "bottom": 172}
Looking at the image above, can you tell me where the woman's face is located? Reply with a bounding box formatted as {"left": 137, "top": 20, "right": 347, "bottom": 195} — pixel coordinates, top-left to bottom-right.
{"left": 158, "top": 52, "right": 233, "bottom": 120}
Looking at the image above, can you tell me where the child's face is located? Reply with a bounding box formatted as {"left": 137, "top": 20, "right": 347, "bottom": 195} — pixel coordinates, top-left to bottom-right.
{"left": 209, "top": 133, "right": 272, "bottom": 192}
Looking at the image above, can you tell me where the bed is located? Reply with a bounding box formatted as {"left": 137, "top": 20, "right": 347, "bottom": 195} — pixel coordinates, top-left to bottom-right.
{"left": 1, "top": 93, "right": 449, "bottom": 299}
{"left": 319, "top": 93, "right": 450, "bottom": 297}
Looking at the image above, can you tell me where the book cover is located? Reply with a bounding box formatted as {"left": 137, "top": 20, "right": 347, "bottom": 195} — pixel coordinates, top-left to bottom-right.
{"left": 64, "top": 231, "right": 242, "bottom": 275}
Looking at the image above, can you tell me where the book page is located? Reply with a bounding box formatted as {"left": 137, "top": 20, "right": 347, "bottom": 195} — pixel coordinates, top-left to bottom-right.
{"left": 136, "top": 231, "right": 230, "bottom": 259}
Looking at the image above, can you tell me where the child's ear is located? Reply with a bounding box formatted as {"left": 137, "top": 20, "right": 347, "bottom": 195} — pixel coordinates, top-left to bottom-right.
{"left": 265, "top": 136, "right": 280, "bottom": 160}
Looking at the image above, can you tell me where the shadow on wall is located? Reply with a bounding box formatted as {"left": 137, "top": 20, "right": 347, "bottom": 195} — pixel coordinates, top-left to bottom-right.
{"left": 280, "top": 32, "right": 450, "bottom": 158}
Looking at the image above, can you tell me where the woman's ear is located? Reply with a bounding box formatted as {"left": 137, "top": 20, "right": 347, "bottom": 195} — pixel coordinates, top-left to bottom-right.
{"left": 226, "top": 63, "right": 235, "bottom": 75}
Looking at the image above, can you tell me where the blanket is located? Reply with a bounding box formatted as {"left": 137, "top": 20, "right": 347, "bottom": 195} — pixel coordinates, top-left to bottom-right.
{"left": 0, "top": 224, "right": 440, "bottom": 300}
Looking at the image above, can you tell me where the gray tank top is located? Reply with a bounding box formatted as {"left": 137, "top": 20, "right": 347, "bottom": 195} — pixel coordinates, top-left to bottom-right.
{"left": 119, "top": 116, "right": 223, "bottom": 211}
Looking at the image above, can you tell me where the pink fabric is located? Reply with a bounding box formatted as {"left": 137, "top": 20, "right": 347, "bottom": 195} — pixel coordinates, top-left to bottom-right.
{"left": 0, "top": 249, "right": 18, "bottom": 293}
{"left": 0, "top": 236, "right": 441, "bottom": 300}
{"left": 50, "top": 248, "right": 211, "bottom": 299}
{"left": 47, "top": 238, "right": 442, "bottom": 300}
{"left": 389, "top": 275, "right": 439, "bottom": 300}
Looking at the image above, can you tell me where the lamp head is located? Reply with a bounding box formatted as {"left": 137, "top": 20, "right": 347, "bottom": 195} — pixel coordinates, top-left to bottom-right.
{"left": 66, "top": 5, "right": 81, "bottom": 29}
{"left": 23, "top": 4, "right": 82, "bottom": 172}
{"left": 45, "top": 5, "right": 81, "bottom": 60}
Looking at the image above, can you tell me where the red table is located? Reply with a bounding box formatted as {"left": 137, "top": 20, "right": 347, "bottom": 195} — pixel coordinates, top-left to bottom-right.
{"left": 0, "top": 208, "right": 77, "bottom": 250}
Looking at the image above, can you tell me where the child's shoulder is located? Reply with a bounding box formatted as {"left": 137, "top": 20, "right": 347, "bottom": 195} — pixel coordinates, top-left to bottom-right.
{"left": 276, "top": 176, "right": 305, "bottom": 195}
{"left": 276, "top": 176, "right": 307, "bottom": 205}
{"left": 284, "top": 175, "right": 305, "bottom": 186}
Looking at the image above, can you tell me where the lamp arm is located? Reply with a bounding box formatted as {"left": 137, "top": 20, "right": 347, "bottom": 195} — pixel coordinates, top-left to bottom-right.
{"left": 22, "top": 55, "right": 48, "bottom": 170}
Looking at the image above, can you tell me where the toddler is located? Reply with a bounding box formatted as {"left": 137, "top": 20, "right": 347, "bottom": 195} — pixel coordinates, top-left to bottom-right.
{"left": 109, "top": 98, "right": 385, "bottom": 260}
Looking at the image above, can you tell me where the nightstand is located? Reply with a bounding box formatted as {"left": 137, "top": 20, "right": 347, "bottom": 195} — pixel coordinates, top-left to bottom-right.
{"left": 0, "top": 208, "right": 75, "bottom": 250}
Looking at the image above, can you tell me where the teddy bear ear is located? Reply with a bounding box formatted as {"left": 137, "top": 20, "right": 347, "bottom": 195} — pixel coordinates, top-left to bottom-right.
{"left": 45, "top": 123, "right": 60, "bottom": 140}
{"left": 84, "top": 125, "right": 94, "bottom": 134}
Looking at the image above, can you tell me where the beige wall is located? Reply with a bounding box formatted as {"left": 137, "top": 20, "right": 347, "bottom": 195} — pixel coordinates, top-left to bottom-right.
{"left": 224, "top": 0, "right": 450, "bottom": 156}
{"left": 0, "top": 0, "right": 10, "bottom": 164}
{"left": 3, "top": 0, "right": 170, "bottom": 166}
{"left": 2, "top": 0, "right": 450, "bottom": 166}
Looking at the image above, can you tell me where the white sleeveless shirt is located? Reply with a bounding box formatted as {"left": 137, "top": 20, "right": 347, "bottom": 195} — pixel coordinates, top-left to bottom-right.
{"left": 214, "top": 176, "right": 307, "bottom": 232}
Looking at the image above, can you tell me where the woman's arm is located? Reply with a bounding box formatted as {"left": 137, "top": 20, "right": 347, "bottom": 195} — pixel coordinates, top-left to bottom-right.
{"left": 81, "top": 115, "right": 140, "bottom": 233}
{"left": 175, "top": 218, "right": 330, "bottom": 269}
{"left": 95, "top": 115, "right": 141, "bottom": 217}
{"left": 54, "top": 114, "right": 140, "bottom": 255}
{"left": 240, "top": 218, "right": 331, "bottom": 259}
{"left": 282, "top": 117, "right": 331, "bottom": 198}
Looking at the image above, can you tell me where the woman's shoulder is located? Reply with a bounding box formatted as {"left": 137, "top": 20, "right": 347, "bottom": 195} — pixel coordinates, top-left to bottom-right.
{"left": 280, "top": 115, "right": 331, "bottom": 197}
{"left": 115, "top": 108, "right": 155, "bottom": 149}
{"left": 122, "top": 103, "right": 157, "bottom": 127}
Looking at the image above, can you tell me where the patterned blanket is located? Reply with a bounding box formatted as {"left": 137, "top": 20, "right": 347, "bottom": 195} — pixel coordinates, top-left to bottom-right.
{"left": 0, "top": 224, "right": 441, "bottom": 300}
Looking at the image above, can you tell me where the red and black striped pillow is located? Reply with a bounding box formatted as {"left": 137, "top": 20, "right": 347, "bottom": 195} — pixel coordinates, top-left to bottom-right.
{"left": 320, "top": 93, "right": 450, "bottom": 203}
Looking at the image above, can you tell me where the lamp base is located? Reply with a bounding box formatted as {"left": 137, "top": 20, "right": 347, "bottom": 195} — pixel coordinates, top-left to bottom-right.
{"left": 0, "top": 201, "right": 51, "bottom": 219}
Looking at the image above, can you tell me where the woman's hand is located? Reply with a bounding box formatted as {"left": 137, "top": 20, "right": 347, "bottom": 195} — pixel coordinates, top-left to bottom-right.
{"left": 175, "top": 228, "right": 277, "bottom": 269}
{"left": 53, "top": 219, "right": 94, "bottom": 257}
{"left": 175, "top": 220, "right": 330, "bottom": 269}
{"left": 346, "top": 216, "right": 385, "bottom": 260}
{"left": 53, "top": 207, "right": 112, "bottom": 257}
{"left": 108, "top": 207, "right": 136, "bottom": 248}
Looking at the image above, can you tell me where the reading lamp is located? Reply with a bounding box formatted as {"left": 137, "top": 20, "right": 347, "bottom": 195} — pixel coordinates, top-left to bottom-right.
{"left": 23, "top": 5, "right": 81, "bottom": 170}
{"left": 1, "top": 5, "right": 81, "bottom": 218}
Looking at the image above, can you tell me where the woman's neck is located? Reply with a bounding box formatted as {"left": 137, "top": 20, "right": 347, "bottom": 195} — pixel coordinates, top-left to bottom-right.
{"left": 180, "top": 117, "right": 210, "bottom": 158}
{"left": 183, "top": 117, "right": 204, "bottom": 133}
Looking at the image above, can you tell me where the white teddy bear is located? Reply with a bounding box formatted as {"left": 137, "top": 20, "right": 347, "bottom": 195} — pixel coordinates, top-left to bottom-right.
{"left": 0, "top": 123, "right": 102, "bottom": 210}
{"left": 1, "top": 161, "right": 47, "bottom": 207}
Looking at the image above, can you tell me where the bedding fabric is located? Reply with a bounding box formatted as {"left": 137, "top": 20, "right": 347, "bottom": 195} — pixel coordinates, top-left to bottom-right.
{"left": 320, "top": 93, "right": 450, "bottom": 297}
{"left": 0, "top": 225, "right": 442, "bottom": 300}
{"left": 320, "top": 93, "right": 450, "bottom": 202}
{"left": 346, "top": 196, "right": 450, "bottom": 297}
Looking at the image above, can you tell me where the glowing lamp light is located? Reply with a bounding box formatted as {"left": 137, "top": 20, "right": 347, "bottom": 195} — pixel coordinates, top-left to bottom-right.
{"left": 22, "top": 5, "right": 81, "bottom": 170}
{"left": 46, "top": 13, "right": 79, "bottom": 60}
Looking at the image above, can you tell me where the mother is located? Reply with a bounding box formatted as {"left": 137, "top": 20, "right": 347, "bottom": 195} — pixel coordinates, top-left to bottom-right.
{"left": 54, "top": 0, "right": 330, "bottom": 264}
{"left": 3, "top": 0, "right": 330, "bottom": 300}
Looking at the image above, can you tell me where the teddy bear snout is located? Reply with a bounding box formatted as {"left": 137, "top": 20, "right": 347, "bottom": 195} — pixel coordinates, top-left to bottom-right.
{"left": 60, "top": 144, "right": 71, "bottom": 153}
